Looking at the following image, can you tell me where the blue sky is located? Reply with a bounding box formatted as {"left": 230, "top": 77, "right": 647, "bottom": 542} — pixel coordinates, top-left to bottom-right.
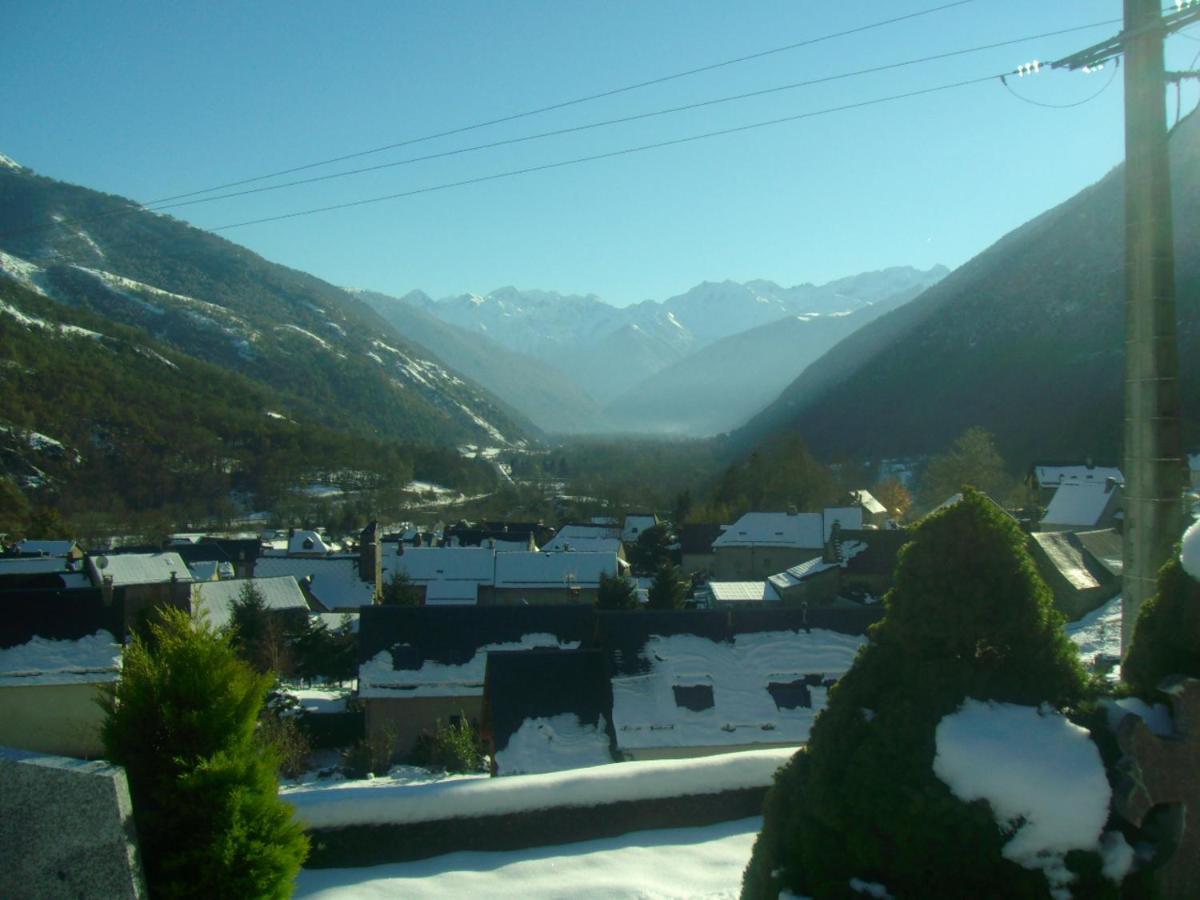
{"left": 5, "top": 1, "right": 1199, "bottom": 306}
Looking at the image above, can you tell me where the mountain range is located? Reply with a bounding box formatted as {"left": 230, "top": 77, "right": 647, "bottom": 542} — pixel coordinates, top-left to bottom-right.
{"left": 734, "top": 108, "right": 1200, "bottom": 467}
{"left": 365, "top": 266, "right": 947, "bottom": 435}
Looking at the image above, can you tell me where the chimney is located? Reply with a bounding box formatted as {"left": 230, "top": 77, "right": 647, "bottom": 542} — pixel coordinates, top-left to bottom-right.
{"left": 101, "top": 574, "right": 114, "bottom": 608}
{"left": 359, "top": 520, "right": 382, "bottom": 599}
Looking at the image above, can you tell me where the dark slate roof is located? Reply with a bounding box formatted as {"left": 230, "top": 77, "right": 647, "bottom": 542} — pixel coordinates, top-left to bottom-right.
{"left": 677, "top": 524, "right": 725, "bottom": 555}
{"left": 108, "top": 543, "right": 233, "bottom": 565}
{"left": 838, "top": 529, "right": 911, "bottom": 577}
{"left": 201, "top": 538, "right": 260, "bottom": 564}
{"left": 358, "top": 604, "right": 597, "bottom": 666}
{"left": 0, "top": 588, "right": 118, "bottom": 649}
{"left": 484, "top": 648, "right": 614, "bottom": 755}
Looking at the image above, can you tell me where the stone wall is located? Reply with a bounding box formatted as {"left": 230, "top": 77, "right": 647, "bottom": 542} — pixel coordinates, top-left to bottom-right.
{"left": 0, "top": 747, "right": 145, "bottom": 899}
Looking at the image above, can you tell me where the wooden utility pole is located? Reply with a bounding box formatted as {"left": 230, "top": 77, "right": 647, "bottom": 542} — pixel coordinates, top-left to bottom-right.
{"left": 1117, "top": 0, "right": 1183, "bottom": 652}
{"left": 1052, "top": 2, "right": 1198, "bottom": 652}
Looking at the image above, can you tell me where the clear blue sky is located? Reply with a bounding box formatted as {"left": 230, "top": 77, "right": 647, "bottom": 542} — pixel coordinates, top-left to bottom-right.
{"left": 5, "top": 1, "right": 1199, "bottom": 306}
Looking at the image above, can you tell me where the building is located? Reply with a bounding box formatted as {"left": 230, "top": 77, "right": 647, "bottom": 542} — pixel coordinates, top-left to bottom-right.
{"left": 1027, "top": 463, "right": 1124, "bottom": 505}
{"left": 1040, "top": 479, "right": 1123, "bottom": 532}
{"left": 490, "top": 551, "right": 625, "bottom": 605}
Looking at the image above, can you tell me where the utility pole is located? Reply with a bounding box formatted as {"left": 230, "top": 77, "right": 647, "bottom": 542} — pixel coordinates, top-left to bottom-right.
{"left": 1053, "top": 1, "right": 1199, "bottom": 652}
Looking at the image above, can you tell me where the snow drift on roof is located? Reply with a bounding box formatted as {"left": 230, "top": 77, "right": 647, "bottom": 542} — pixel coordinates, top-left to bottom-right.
{"left": 0, "top": 629, "right": 122, "bottom": 685}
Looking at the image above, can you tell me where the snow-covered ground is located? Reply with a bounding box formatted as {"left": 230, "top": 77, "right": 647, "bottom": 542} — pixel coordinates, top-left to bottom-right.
{"left": 294, "top": 815, "right": 761, "bottom": 899}
{"left": 1066, "top": 594, "right": 1122, "bottom": 672}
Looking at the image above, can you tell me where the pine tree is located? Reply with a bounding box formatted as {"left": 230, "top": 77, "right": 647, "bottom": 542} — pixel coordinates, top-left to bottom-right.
{"left": 596, "top": 571, "right": 639, "bottom": 610}
{"left": 101, "top": 607, "right": 308, "bottom": 898}
{"left": 742, "top": 489, "right": 1089, "bottom": 899}
{"left": 647, "top": 563, "right": 686, "bottom": 610}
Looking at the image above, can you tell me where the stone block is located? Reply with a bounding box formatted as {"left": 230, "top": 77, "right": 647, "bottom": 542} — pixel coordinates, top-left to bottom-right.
{"left": 0, "top": 746, "right": 145, "bottom": 899}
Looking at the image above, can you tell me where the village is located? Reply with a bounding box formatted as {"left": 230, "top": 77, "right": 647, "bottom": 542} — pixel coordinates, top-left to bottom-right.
{"left": 3, "top": 450, "right": 1198, "bottom": 897}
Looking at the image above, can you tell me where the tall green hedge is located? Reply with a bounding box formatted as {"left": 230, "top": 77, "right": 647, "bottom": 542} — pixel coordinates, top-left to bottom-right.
{"left": 102, "top": 607, "right": 308, "bottom": 898}
{"left": 742, "top": 488, "right": 1091, "bottom": 899}
{"left": 1122, "top": 552, "right": 1200, "bottom": 696}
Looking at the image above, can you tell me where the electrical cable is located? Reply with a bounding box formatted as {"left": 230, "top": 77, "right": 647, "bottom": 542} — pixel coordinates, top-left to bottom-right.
{"left": 139, "top": 0, "right": 982, "bottom": 206}
{"left": 1001, "top": 58, "right": 1120, "bottom": 108}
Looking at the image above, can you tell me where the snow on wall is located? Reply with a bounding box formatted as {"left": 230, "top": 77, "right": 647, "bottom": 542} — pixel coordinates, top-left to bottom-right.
{"left": 284, "top": 746, "right": 795, "bottom": 830}
{"left": 1182, "top": 518, "right": 1200, "bottom": 580}
{"left": 358, "top": 634, "right": 582, "bottom": 699}
{"left": 933, "top": 699, "right": 1120, "bottom": 898}
{"left": 611, "top": 629, "right": 866, "bottom": 750}
{"left": 0, "top": 630, "right": 122, "bottom": 686}
{"left": 494, "top": 714, "right": 614, "bottom": 776}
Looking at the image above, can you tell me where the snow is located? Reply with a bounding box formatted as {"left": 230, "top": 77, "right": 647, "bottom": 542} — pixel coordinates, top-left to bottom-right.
{"left": 611, "top": 629, "right": 865, "bottom": 750}
{"left": 284, "top": 748, "right": 792, "bottom": 830}
{"left": 0, "top": 296, "right": 103, "bottom": 339}
{"left": 293, "top": 815, "right": 761, "bottom": 900}
{"left": 933, "top": 699, "right": 1114, "bottom": 898}
{"left": 358, "top": 633, "right": 582, "bottom": 699}
{"left": 0, "top": 152, "right": 23, "bottom": 170}
{"left": 494, "top": 714, "right": 614, "bottom": 776}
{"left": 278, "top": 323, "right": 333, "bottom": 349}
{"left": 1102, "top": 696, "right": 1173, "bottom": 737}
{"left": 849, "top": 878, "right": 893, "bottom": 898}
{"left": 0, "top": 630, "right": 123, "bottom": 685}
{"left": 285, "top": 687, "right": 352, "bottom": 715}
{"left": 1065, "top": 594, "right": 1122, "bottom": 669}
{"left": 1181, "top": 517, "right": 1200, "bottom": 580}
{"left": 1042, "top": 481, "right": 1120, "bottom": 529}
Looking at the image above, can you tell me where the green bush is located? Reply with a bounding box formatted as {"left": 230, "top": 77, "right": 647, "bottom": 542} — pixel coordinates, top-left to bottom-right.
{"left": 411, "top": 717, "right": 486, "bottom": 774}
{"left": 101, "top": 607, "right": 308, "bottom": 898}
{"left": 742, "top": 488, "right": 1092, "bottom": 899}
{"left": 596, "top": 571, "right": 639, "bottom": 610}
{"left": 1122, "top": 553, "right": 1200, "bottom": 696}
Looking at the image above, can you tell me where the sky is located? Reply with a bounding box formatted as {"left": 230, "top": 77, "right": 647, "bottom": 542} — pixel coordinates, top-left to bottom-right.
{"left": 5, "top": 1, "right": 1199, "bottom": 307}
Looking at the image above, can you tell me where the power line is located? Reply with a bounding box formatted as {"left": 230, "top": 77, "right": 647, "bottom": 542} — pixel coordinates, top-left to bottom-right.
{"left": 206, "top": 72, "right": 1003, "bottom": 233}
{"left": 149, "top": 18, "right": 1124, "bottom": 214}
{"left": 140, "top": 0, "right": 982, "bottom": 206}
{"left": 1001, "top": 58, "right": 1121, "bottom": 108}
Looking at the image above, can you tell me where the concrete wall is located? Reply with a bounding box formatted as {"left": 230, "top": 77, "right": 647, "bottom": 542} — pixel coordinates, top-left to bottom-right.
{"left": 0, "top": 747, "right": 145, "bottom": 899}
{"left": 0, "top": 682, "right": 111, "bottom": 759}
{"left": 365, "top": 694, "right": 483, "bottom": 759}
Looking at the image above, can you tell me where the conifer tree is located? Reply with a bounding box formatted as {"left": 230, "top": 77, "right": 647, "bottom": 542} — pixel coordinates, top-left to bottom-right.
{"left": 102, "top": 607, "right": 308, "bottom": 898}
{"left": 742, "top": 489, "right": 1088, "bottom": 899}
{"left": 596, "top": 571, "right": 639, "bottom": 610}
{"left": 647, "top": 563, "right": 686, "bottom": 610}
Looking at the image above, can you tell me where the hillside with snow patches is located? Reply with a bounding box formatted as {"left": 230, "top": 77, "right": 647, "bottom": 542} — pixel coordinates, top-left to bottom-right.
{"left": 0, "top": 162, "right": 535, "bottom": 449}
{"left": 381, "top": 266, "right": 945, "bottom": 430}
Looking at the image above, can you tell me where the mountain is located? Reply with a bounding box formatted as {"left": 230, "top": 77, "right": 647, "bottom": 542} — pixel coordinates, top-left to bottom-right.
{"left": 354, "top": 289, "right": 604, "bottom": 434}
{"left": 735, "top": 109, "right": 1200, "bottom": 466}
{"left": 602, "top": 278, "right": 933, "bottom": 437}
{"left": 0, "top": 161, "right": 535, "bottom": 451}
{"left": 408, "top": 267, "right": 947, "bottom": 408}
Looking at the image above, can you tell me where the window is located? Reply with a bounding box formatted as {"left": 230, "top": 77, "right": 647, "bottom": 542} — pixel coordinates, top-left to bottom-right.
{"left": 673, "top": 684, "right": 714, "bottom": 711}
{"left": 768, "top": 680, "right": 812, "bottom": 710}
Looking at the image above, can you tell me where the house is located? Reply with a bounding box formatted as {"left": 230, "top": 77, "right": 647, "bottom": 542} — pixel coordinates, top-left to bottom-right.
{"left": 541, "top": 523, "right": 627, "bottom": 558}
{"left": 191, "top": 576, "right": 312, "bottom": 631}
{"left": 766, "top": 527, "right": 909, "bottom": 608}
{"left": 1029, "top": 530, "right": 1121, "bottom": 620}
{"left": 387, "top": 546, "right": 496, "bottom": 603}
{"left": 86, "top": 551, "right": 194, "bottom": 588}
{"left": 11, "top": 539, "right": 84, "bottom": 560}
{"left": 848, "top": 490, "right": 889, "bottom": 526}
{"left": 490, "top": 551, "right": 625, "bottom": 605}
{"left": 821, "top": 507, "right": 865, "bottom": 541}
{"left": 482, "top": 648, "right": 615, "bottom": 775}
{"left": 678, "top": 523, "right": 725, "bottom": 576}
{"left": 442, "top": 521, "right": 548, "bottom": 551}
{"left": 710, "top": 511, "right": 824, "bottom": 580}
{"left": 1040, "top": 478, "right": 1123, "bottom": 531}
{"left": 703, "top": 581, "right": 781, "bottom": 607}
{"left": 0, "top": 588, "right": 123, "bottom": 758}
{"left": 0, "top": 556, "right": 91, "bottom": 590}
{"left": 1027, "top": 462, "right": 1124, "bottom": 505}
{"left": 598, "top": 607, "right": 880, "bottom": 760}
{"left": 621, "top": 513, "right": 659, "bottom": 544}
{"left": 357, "top": 605, "right": 595, "bottom": 758}
{"left": 254, "top": 556, "right": 378, "bottom": 610}
{"left": 288, "top": 530, "right": 332, "bottom": 557}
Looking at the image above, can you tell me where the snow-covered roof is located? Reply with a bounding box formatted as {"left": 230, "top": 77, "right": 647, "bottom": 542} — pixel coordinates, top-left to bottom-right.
{"left": 288, "top": 530, "right": 331, "bottom": 555}
{"left": 555, "top": 523, "right": 621, "bottom": 542}
{"left": 390, "top": 546, "right": 495, "bottom": 584}
{"left": 1042, "top": 480, "right": 1121, "bottom": 528}
{"left": 13, "top": 540, "right": 77, "bottom": 557}
{"left": 312, "top": 611, "right": 359, "bottom": 633}
{"left": 822, "top": 506, "right": 864, "bottom": 541}
{"left": 0, "top": 557, "right": 77, "bottom": 576}
{"left": 1034, "top": 465, "right": 1123, "bottom": 488}
{"left": 540, "top": 534, "right": 624, "bottom": 554}
{"left": 494, "top": 551, "right": 620, "bottom": 589}
{"left": 621, "top": 515, "right": 658, "bottom": 543}
{"left": 849, "top": 490, "right": 888, "bottom": 516}
{"left": 359, "top": 633, "right": 582, "bottom": 699}
{"left": 706, "top": 581, "right": 781, "bottom": 604}
{"left": 0, "top": 630, "right": 122, "bottom": 686}
{"left": 1031, "top": 532, "right": 1101, "bottom": 591}
{"left": 191, "top": 576, "right": 310, "bottom": 630}
{"left": 87, "top": 552, "right": 193, "bottom": 587}
{"left": 610, "top": 629, "right": 866, "bottom": 750}
{"left": 254, "top": 556, "right": 375, "bottom": 609}
{"left": 424, "top": 581, "right": 479, "bottom": 606}
{"left": 712, "top": 512, "right": 823, "bottom": 549}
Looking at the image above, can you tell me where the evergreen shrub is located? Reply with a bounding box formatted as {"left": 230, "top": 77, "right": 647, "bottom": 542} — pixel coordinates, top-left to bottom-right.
{"left": 411, "top": 716, "right": 487, "bottom": 774}
{"left": 742, "top": 488, "right": 1094, "bottom": 899}
{"left": 101, "top": 607, "right": 308, "bottom": 898}
{"left": 1122, "top": 549, "right": 1200, "bottom": 696}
